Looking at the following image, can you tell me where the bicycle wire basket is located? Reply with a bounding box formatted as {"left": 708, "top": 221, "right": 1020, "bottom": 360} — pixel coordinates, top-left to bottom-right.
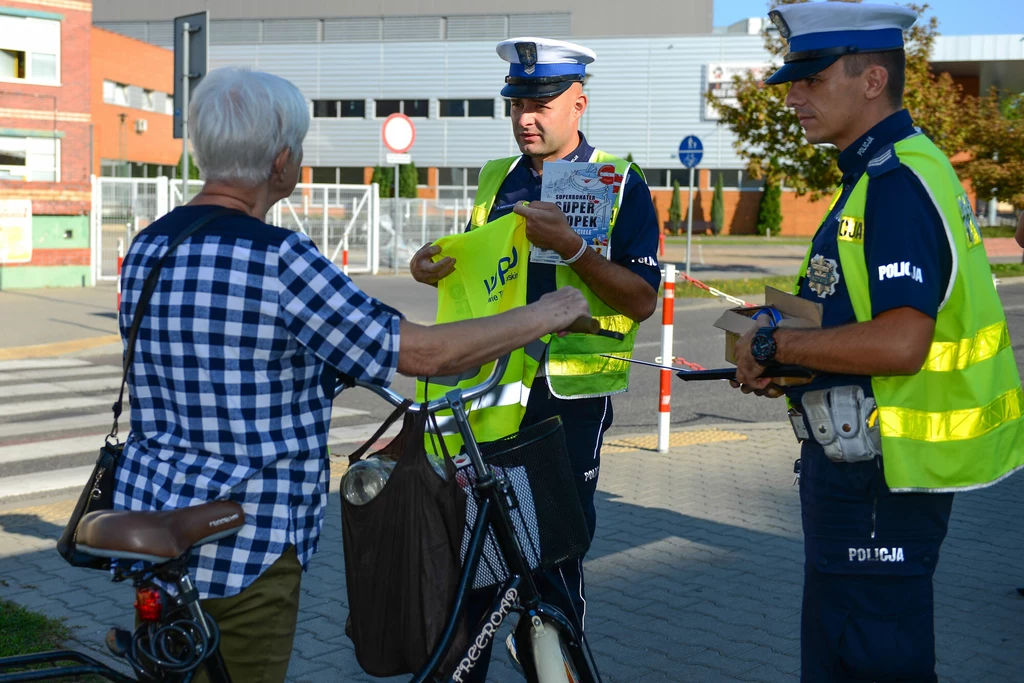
{"left": 456, "top": 416, "right": 591, "bottom": 590}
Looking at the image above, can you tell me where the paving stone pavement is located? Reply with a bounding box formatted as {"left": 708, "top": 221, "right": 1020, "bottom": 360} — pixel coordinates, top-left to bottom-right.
{"left": 0, "top": 423, "right": 1022, "bottom": 682}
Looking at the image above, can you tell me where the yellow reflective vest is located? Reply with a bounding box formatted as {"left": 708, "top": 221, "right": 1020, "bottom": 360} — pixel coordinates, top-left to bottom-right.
{"left": 797, "top": 133, "right": 1024, "bottom": 492}
{"left": 415, "top": 212, "right": 545, "bottom": 455}
{"left": 472, "top": 150, "right": 642, "bottom": 399}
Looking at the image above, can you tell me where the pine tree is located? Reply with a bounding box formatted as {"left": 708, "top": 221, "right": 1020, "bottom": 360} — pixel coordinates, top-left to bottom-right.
{"left": 711, "top": 174, "right": 725, "bottom": 235}
{"left": 668, "top": 180, "right": 682, "bottom": 235}
{"left": 756, "top": 181, "right": 783, "bottom": 236}
{"left": 399, "top": 163, "right": 419, "bottom": 198}
{"left": 371, "top": 165, "right": 393, "bottom": 197}
{"left": 177, "top": 153, "right": 200, "bottom": 180}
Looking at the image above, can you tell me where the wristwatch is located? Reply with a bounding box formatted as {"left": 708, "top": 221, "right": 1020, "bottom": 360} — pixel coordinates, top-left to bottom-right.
{"left": 751, "top": 327, "right": 779, "bottom": 366}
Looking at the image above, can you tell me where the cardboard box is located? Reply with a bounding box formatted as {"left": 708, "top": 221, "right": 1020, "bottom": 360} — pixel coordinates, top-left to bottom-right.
{"left": 713, "top": 287, "right": 822, "bottom": 386}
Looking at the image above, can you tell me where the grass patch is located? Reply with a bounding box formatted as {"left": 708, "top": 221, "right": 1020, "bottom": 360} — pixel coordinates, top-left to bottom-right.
{"left": 675, "top": 263, "right": 1023, "bottom": 300}
{"left": 992, "top": 262, "right": 1024, "bottom": 278}
{"left": 0, "top": 598, "right": 70, "bottom": 657}
{"left": 982, "top": 226, "right": 1020, "bottom": 239}
{"left": 0, "top": 599, "right": 105, "bottom": 682}
{"left": 664, "top": 235, "right": 809, "bottom": 246}
{"left": 677, "top": 275, "right": 797, "bottom": 298}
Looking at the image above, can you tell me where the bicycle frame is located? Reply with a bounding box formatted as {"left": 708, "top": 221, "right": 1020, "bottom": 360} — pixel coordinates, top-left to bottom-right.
{"left": 344, "top": 355, "right": 599, "bottom": 682}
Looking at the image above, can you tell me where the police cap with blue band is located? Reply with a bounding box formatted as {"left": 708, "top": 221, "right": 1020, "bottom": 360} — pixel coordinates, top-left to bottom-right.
{"left": 765, "top": 2, "right": 917, "bottom": 85}
{"left": 496, "top": 37, "right": 596, "bottom": 99}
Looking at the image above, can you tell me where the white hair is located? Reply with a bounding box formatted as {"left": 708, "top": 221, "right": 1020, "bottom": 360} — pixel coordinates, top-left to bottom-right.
{"left": 188, "top": 67, "right": 309, "bottom": 186}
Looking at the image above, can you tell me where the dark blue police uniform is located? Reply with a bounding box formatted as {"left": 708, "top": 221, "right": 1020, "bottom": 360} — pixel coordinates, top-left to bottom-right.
{"left": 788, "top": 109, "right": 955, "bottom": 682}
{"left": 460, "top": 36, "right": 660, "bottom": 681}
{"left": 485, "top": 131, "right": 660, "bottom": 632}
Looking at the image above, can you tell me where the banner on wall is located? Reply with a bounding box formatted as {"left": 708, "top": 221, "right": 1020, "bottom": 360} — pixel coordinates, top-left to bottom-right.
{"left": 704, "top": 63, "right": 771, "bottom": 121}
{"left": 0, "top": 199, "right": 32, "bottom": 264}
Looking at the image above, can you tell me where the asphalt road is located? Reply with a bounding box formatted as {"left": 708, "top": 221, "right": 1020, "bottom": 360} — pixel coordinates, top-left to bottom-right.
{"left": 338, "top": 275, "right": 1024, "bottom": 439}
{"left": 2, "top": 277, "right": 1023, "bottom": 501}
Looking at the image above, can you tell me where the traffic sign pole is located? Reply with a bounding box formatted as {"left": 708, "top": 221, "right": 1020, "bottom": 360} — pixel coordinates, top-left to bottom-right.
{"left": 181, "top": 21, "right": 191, "bottom": 203}
{"left": 677, "top": 135, "right": 704, "bottom": 277}
{"left": 686, "top": 167, "right": 695, "bottom": 276}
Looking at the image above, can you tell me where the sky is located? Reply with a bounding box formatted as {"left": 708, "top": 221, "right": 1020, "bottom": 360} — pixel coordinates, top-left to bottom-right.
{"left": 715, "top": 0, "right": 1024, "bottom": 35}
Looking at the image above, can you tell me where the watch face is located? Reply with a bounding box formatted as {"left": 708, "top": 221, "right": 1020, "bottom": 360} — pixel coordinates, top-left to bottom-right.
{"left": 752, "top": 333, "right": 774, "bottom": 361}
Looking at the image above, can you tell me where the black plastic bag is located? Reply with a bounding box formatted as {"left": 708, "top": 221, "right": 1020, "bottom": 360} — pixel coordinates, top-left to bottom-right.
{"left": 341, "top": 404, "right": 469, "bottom": 677}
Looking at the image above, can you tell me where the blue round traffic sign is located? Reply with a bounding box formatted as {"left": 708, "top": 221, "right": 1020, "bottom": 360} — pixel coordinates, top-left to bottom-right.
{"left": 678, "top": 135, "right": 703, "bottom": 168}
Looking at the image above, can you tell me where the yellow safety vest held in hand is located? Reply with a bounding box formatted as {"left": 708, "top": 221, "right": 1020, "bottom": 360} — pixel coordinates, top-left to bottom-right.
{"left": 415, "top": 212, "right": 545, "bottom": 455}
{"left": 472, "top": 150, "right": 642, "bottom": 399}
{"left": 796, "top": 133, "right": 1024, "bottom": 492}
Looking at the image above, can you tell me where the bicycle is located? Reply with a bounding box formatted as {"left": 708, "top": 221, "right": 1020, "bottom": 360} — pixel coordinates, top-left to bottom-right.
{"left": 0, "top": 500, "right": 243, "bottom": 682}
{"left": 0, "top": 354, "right": 601, "bottom": 683}
{"left": 349, "top": 353, "right": 602, "bottom": 683}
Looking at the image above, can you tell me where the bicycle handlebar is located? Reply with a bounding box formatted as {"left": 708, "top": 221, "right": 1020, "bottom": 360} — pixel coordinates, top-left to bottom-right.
{"left": 335, "top": 353, "right": 510, "bottom": 413}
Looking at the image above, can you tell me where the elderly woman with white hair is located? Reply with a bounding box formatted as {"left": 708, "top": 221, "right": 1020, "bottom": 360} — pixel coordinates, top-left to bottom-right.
{"left": 113, "top": 67, "right": 589, "bottom": 682}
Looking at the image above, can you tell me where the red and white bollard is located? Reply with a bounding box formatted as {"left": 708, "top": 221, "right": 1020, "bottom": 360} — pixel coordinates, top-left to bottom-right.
{"left": 658, "top": 263, "right": 675, "bottom": 453}
{"left": 116, "top": 239, "right": 125, "bottom": 314}
{"left": 342, "top": 236, "right": 349, "bottom": 276}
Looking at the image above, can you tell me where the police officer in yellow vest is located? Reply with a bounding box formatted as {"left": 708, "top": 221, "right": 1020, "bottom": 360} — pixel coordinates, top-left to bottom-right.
{"left": 410, "top": 37, "right": 660, "bottom": 674}
{"left": 731, "top": 4, "right": 1024, "bottom": 681}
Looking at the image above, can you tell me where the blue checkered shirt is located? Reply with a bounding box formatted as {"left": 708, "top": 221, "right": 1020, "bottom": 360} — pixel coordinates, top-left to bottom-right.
{"left": 114, "top": 205, "right": 401, "bottom": 599}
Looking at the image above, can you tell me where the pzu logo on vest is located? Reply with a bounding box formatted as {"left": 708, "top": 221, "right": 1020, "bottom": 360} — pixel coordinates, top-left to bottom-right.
{"left": 483, "top": 246, "right": 519, "bottom": 302}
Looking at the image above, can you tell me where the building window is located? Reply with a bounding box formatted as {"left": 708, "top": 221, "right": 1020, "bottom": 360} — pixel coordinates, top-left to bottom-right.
{"left": 0, "top": 16, "right": 60, "bottom": 84}
{"left": 31, "top": 53, "right": 56, "bottom": 81}
{"left": 103, "top": 80, "right": 130, "bottom": 106}
{"left": 708, "top": 169, "right": 741, "bottom": 189}
{"left": 313, "top": 100, "right": 338, "bottom": 118}
{"left": 340, "top": 100, "right": 365, "bottom": 118}
{"left": 310, "top": 167, "right": 367, "bottom": 184}
{"left": 375, "top": 99, "right": 428, "bottom": 118}
{"left": 468, "top": 99, "right": 493, "bottom": 117}
{"left": 403, "top": 99, "right": 428, "bottom": 117}
{"left": 439, "top": 99, "right": 466, "bottom": 118}
{"left": 440, "top": 99, "right": 494, "bottom": 118}
{"left": 0, "top": 49, "right": 25, "bottom": 79}
{"left": 504, "top": 100, "right": 512, "bottom": 117}
{"left": 141, "top": 89, "right": 155, "bottom": 111}
{"left": 0, "top": 137, "right": 59, "bottom": 182}
{"left": 375, "top": 99, "right": 400, "bottom": 117}
{"left": 437, "top": 167, "right": 480, "bottom": 186}
{"left": 312, "top": 99, "right": 366, "bottom": 118}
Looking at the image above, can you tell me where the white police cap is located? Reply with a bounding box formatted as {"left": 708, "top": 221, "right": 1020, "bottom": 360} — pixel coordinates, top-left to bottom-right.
{"left": 495, "top": 37, "right": 596, "bottom": 99}
{"left": 765, "top": 2, "right": 917, "bottom": 85}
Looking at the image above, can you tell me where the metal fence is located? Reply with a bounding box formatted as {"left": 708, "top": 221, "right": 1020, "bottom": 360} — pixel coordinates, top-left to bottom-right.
{"left": 93, "top": 177, "right": 168, "bottom": 281}
{"left": 377, "top": 198, "right": 473, "bottom": 273}
{"left": 92, "top": 178, "right": 475, "bottom": 281}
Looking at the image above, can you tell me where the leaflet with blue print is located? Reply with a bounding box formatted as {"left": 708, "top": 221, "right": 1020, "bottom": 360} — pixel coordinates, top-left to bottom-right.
{"left": 534, "top": 161, "right": 620, "bottom": 265}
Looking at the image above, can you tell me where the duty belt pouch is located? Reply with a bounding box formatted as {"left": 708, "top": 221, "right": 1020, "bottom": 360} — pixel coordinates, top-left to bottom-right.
{"left": 800, "top": 386, "right": 882, "bottom": 464}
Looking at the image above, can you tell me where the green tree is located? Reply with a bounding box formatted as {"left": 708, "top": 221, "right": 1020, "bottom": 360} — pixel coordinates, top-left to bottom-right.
{"left": 177, "top": 152, "right": 200, "bottom": 181}
{"left": 708, "top": 0, "right": 965, "bottom": 200}
{"left": 668, "top": 180, "right": 682, "bottom": 234}
{"left": 399, "top": 162, "right": 419, "bottom": 198}
{"left": 711, "top": 174, "right": 725, "bottom": 235}
{"left": 957, "top": 90, "right": 1024, "bottom": 209}
{"left": 757, "top": 180, "right": 783, "bottom": 236}
{"left": 371, "top": 165, "right": 393, "bottom": 197}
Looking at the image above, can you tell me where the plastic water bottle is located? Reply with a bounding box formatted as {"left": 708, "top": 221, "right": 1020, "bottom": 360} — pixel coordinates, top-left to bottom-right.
{"left": 341, "top": 457, "right": 396, "bottom": 506}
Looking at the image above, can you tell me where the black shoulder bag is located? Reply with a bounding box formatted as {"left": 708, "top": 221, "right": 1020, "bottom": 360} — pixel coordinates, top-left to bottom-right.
{"left": 57, "top": 208, "right": 231, "bottom": 570}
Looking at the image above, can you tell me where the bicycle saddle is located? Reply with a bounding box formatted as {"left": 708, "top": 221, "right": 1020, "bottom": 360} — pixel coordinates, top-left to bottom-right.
{"left": 74, "top": 500, "right": 245, "bottom": 564}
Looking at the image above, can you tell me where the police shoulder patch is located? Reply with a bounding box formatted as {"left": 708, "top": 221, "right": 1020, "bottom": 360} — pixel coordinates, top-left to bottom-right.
{"left": 865, "top": 144, "right": 900, "bottom": 178}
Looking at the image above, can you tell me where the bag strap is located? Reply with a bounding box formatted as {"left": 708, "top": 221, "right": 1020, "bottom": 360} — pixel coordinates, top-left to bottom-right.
{"left": 108, "top": 207, "right": 234, "bottom": 442}
{"left": 347, "top": 399, "right": 413, "bottom": 465}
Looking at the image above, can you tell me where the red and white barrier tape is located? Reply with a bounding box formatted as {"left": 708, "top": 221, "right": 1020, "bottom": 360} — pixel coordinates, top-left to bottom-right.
{"left": 676, "top": 272, "right": 754, "bottom": 308}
